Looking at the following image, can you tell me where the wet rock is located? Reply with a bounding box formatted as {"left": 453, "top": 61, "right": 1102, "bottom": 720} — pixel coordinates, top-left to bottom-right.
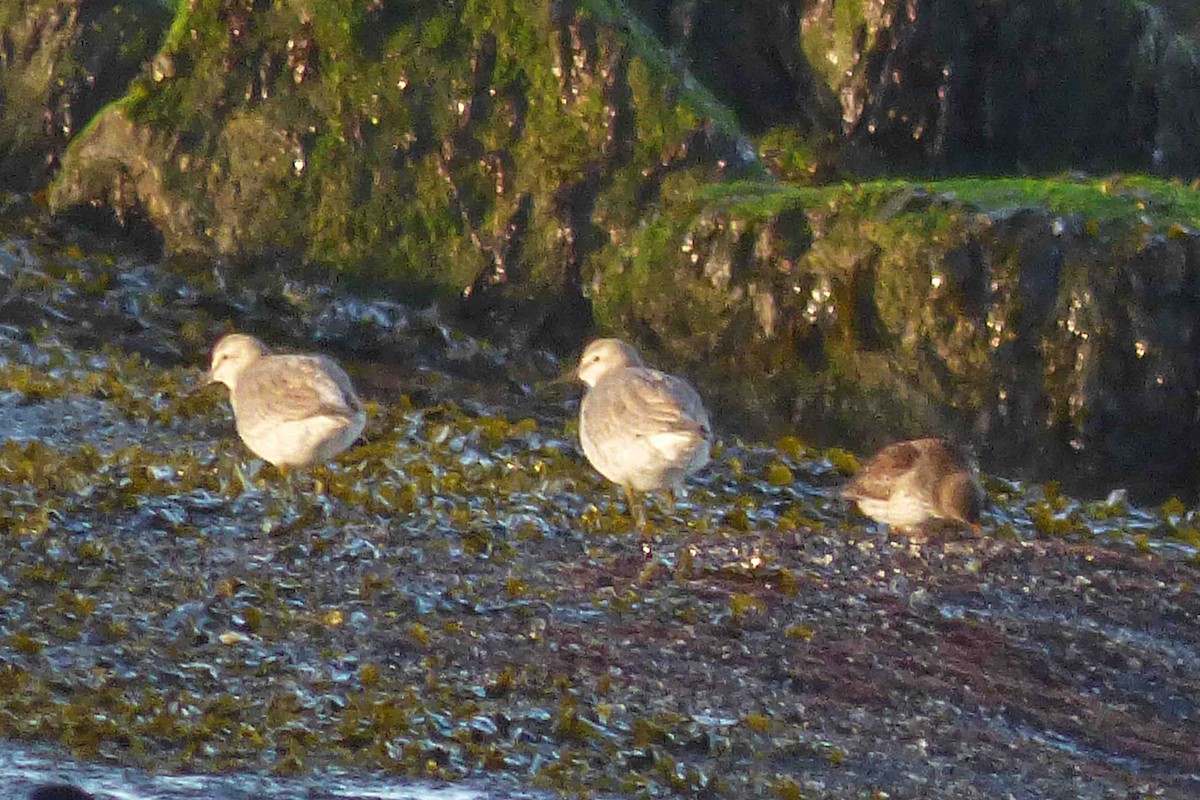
{"left": 634, "top": 1, "right": 1200, "bottom": 178}
{"left": 590, "top": 178, "right": 1200, "bottom": 503}
{"left": 29, "top": 787, "right": 93, "bottom": 800}
{"left": 835, "top": 0, "right": 1163, "bottom": 175}
{"left": 1155, "top": 34, "right": 1200, "bottom": 177}
{"left": 47, "top": 0, "right": 754, "bottom": 351}
{"left": 0, "top": 296, "right": 46, "bottom": 328}
{"left": 0, "top": 0, "right": 171, "bottom": 191}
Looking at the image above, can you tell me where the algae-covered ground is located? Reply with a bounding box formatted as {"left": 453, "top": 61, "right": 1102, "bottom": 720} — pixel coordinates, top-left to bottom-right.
{"left": 1, "top": 210, "right": 1199, "bottom": 799}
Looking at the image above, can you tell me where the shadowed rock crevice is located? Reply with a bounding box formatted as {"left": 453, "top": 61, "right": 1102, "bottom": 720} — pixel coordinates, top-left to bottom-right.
{"left": 625, "top": 0, "right": 840, "bottom": 136}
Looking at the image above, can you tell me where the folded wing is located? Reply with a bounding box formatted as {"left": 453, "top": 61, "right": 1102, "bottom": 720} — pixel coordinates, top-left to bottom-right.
{"left": 609, "top": 368, "right": 709, "bottom": 457}
{"left": 236, "top": 355, "right": 361, "bottom": 426}
{"left": 842, "top": 439, "right": 923, "bottom": 502}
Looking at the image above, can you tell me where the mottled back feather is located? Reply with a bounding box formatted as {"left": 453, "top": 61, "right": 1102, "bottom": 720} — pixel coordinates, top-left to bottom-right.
{"left": 234, "top": 354, "right": 360, "bottom": 428}
{"left": 843, "top": 439, "right": 926, "bottom": 503}
{"left": 584, "top": 368, "right": 709, "bottom": 442}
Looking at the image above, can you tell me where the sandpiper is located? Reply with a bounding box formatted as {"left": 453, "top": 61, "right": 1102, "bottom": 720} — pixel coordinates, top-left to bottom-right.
{"left": 206, "top": 333, "right": 366, "bottom": 471}
{"left": 576, "top": 338, "right": 711, "bottom": 527}
{"left": 842, "top": 437, "right": 985, "bottom": 535}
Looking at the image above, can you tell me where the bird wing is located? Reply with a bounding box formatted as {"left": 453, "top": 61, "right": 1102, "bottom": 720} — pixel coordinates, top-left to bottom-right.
{"left": 592, "top": 367, "right": 710, "bottom": 443}
{"left": 917, "top": 438, "right": 976, "bottom": 476}
{"left": 842, "top": 440, "right": 923, "bottom": 502}
{"left": 236, "top": 354, "right": 362, "bottom": 425}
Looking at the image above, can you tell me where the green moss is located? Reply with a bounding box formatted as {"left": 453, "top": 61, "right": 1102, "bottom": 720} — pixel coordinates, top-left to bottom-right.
{"left": 52, "top": 0, "right": 754, "bottom": 305}
{"left": 826, "top": 449, "right": 860, "bottom": 476}
{"left": 770, "top": 775, "right": 806, "bottom": 800}
{"left": 765, "top": 461, "right": 793, "bottom": 486}
{"left": 798, "top": 0, "right": 869, "bottom": 95}
{"left": 580, "top": 0, "right": 739, "bottom": 135}
{"left": 700, "top": 174, "right": 1200, "bottom": 234}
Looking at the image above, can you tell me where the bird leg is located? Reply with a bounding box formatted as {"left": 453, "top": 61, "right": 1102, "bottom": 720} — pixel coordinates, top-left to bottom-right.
{"left": 667, "top": 483, "right": 691, "bottom": 517}
{"left": 277, "top": 464, "right": 297, "bottom": 498}
{"left": 624, "top": 484, "right": 647, "bottom": 531}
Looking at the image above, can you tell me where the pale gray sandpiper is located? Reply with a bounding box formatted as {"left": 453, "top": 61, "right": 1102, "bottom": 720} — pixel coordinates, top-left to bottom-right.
{"left": 842, "top": 437, "right": 985, "bottom": 535}
{"left": 576, "top": 338, "right": 712, "bottom": 527}
{"left": 205, "top": 333, "right": 366, "bottom": 471}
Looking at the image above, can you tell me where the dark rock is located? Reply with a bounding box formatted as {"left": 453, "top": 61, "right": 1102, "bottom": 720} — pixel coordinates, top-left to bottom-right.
{"left": 1155, "top": 35, "right": 1200, "bottom": 177}
{"left": 825, "top": 0, "right": 1163, "bottom": 176}
{"left": 29, "top": 785, "right": 94, "bottom": 800}
{"left": 0, "top": 0, "right": 171, "bottom": 191}
{"left": 592, "top": 180, "right": 1200, "bottom": 503}
{"left": 635, "top": 1, "right": 1200, "bottom": 178}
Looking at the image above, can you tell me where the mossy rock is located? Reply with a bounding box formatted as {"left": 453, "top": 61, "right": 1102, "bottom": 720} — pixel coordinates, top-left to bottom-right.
{"left": 0, "top": 0, "right": 171, "bottom": 191}
{"left": 616, "top": 0, "right": 1199, "bottom": 177}
{"left": 586, "top": 173, "right": 1200, "bottom": 502}
{"left": 48, "top": 0, "right": 756, "bottom": 347}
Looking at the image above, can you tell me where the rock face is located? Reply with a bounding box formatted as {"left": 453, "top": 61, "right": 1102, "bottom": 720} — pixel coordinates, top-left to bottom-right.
{"left": 589, "top": 178, "right": 1200, "bottom": 502}
{"left": 4, "top": 0, "right": 1200, "bottom": 498}
{"left": 0, "top": 0, "right": 170, "bottom": 191}
{"left": 1156, "top": 35, "right": 1200, "bottom": 177}
{"left": 46, "top": 0, "right": 753, "bottom": 351}
{"left": 812, "top": 0, "right": 1162, "bottom": 175}
{"left": 633, "top": 0, "right": 1200, "bottom": 178}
